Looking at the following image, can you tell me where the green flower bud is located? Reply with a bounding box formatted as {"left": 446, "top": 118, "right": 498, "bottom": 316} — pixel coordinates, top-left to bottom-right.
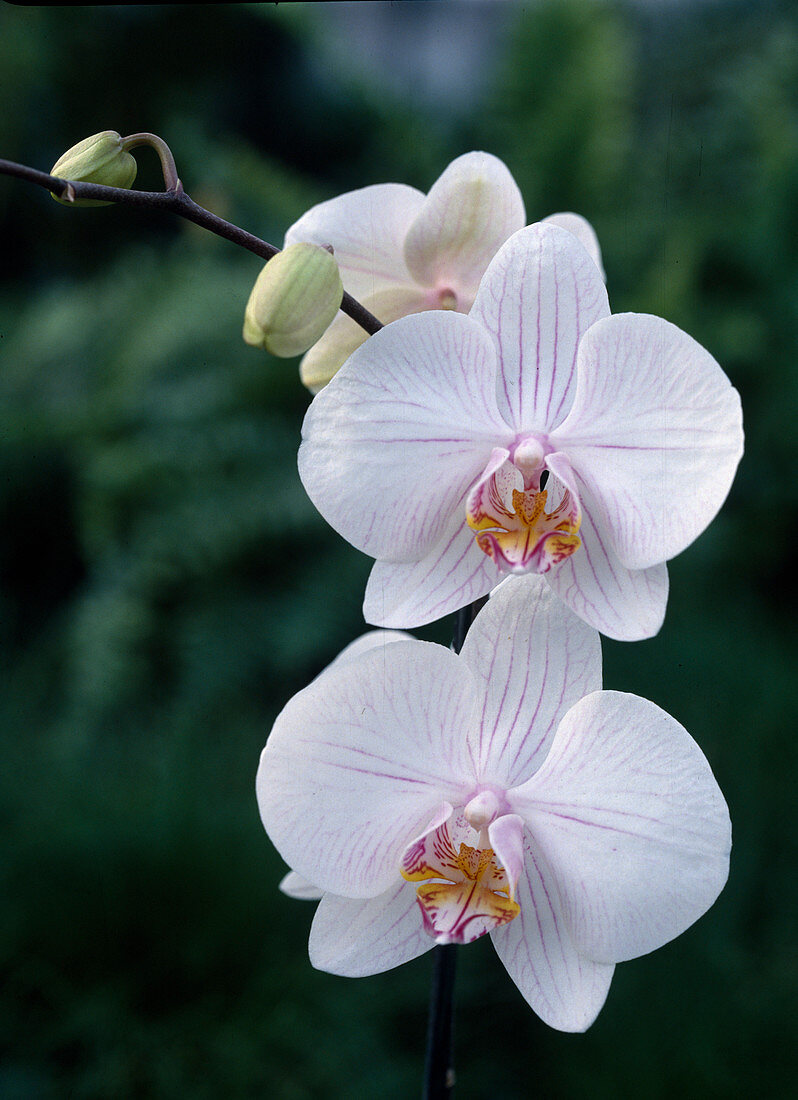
{"left": 50, "top": 131, "right": 137, "bottom": 207}
{"left": 243, "top": 243, "right": 344, "bottom": 358}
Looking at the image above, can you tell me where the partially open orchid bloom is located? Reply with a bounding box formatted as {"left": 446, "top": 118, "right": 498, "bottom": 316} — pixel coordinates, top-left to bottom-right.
{"left": 257, "top": 577, "right": 731, "bottom": 1032}
{"left": 285, "top": 151, "right": 603, "bottom": 391}
{"left": 299, "top": 222, "right": 744, "bottom": 640}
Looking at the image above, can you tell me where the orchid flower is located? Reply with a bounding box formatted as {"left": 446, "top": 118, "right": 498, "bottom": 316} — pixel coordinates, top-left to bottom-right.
{"left": 257, "top": 576, "right": 730, "bottom": 1033}
{"left": 285, "top": 151, "right": 603, "bottom": 391}
{"left": 298, "top": 222, "right": 743, "bottom": 640}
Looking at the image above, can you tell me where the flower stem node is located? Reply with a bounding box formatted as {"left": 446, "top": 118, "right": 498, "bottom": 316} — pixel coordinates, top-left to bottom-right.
{"left": 243, "top": 243, "right": 344, "bottom": 358}
{"left": 50, "top": 131, "right": 137, "bottom": 206}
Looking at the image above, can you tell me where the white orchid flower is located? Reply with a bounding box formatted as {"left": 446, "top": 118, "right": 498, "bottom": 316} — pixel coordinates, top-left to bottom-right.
{"left": 286, "top": 151, "right": 603, "bottom": 390}
{"left": 257, "top": 577, "right": 730, "bottom": 1032}
{"left": 299, "top": 222, "right": 743, "bottom": 640}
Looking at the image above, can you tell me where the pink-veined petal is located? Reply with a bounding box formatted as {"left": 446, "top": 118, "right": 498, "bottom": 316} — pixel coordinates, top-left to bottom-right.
{"left": 299, "top": 310, "right": 512, "bottom": 563}
{"left": 544, "top": 476, "right": 669, "bottom": 641}
{"left": 363, "top": 505, "right": 501, "bottom": 629}
{"left": 279, "top": 871, "right": 324, "bottom": 901}
{"left": 550, "top": 312, "right": 744, "bottom": 571}
{"left": 257, "top": 641, "right": 478, "bottom": 898}
{"left": 309, "top": 881, "right": 433, "bottom": 976}
{"left": 511, "top": 690, "right": 731, "bottom": 964}
{"left": 403, "top": 152, "right": 525, "bottom": 302}
{"left": 540, "top": 212, "right": 605, "bottom": 281}
{"left": 490, "top": 833, "right": 615, "bottom": 1032}
{"left": 285, "top": 183, "right": 424, "bottom": 300}
{"left": 459, "top": 575, "right": 601, "bottom": 788}
{"left": 316, "top": 628, "right": 414, "bottom": 683}
{"left": 299, "top": 284, "right": 430, "bottom": 393}
{"left": 470, "top": 223, "right": 610, "bottom": 434}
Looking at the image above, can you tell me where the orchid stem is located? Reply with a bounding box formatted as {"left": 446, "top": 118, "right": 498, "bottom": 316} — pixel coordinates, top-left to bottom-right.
{"left": 423, "top": 596, "right": 489, "bottom": 1098}
{"left": 0, "top": 156, "right": 383, "bottom": 338}
{"left": 423, "top": 944, "right": 458, "bottom": 1100}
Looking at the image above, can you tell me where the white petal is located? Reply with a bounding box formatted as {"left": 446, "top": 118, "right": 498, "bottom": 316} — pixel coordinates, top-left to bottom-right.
{"left": 279, "top": 871, "right": 324, "bottom": 901}
{"left": 459, "top": 575, "right": 601, "bottom": 788}
{"left": 490, "top": 833, "right": 615, "bottom": 1032}
{"left": 544, "top": 477, "right": 669, "bottom": 641}
{"left": 299, "top": 310, "right": 368, "bottom": 393}
{"left": 316, "top": 628, "right": 414, "bottom": 683}
{"left": 299, "top": 284, "right": 430, "bottom": 393}
{"left": 257, "top": 641, "right": 478, "bottom": 898}
{"left": 550, "top": 313, "right": 744, "bottom": 571}
{"left": 512, "top": 690, "right": 731, "bottom": 964}
{"left": 470, "top": 223, "right": 610, "bottom": 433}
{"left": 540, "top": 212, "right": 605, "bottom": 281}
{"left": 363, "top": 506, "right": 501, "bottom": 629}
{"left": 285, "top": 183, "right": 424, "bottom": 300}
{"left": 404, "top": 152, "right": 525, "bottom": 302}
{"left": 309, "top": 881, "right": 433, "bottom": 976}
{"left": 299, "top": 310, "right": 511, "bottom": 563}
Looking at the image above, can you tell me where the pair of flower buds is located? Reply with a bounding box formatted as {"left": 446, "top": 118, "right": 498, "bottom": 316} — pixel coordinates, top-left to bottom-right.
{"left": 48, "top": 131, "right": 344, "bottom": 355}
{"left": 253, "top": 154, "right": 743, "bottom": 1031}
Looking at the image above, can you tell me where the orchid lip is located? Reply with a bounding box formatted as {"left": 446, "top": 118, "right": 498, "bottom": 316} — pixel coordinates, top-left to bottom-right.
{"left": 400, "top": 812, "right": 520, "bottom": 946}
{"left": 465, "top": 446, "right": 581, "bottom": 575}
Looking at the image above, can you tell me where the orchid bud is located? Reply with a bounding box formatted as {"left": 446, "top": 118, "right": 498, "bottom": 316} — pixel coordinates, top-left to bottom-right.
{"left": 243, "top": 243, "right": 343, "bottom": 358}
{"left": 50, "top": 131, "right": 137, "bottom": 206}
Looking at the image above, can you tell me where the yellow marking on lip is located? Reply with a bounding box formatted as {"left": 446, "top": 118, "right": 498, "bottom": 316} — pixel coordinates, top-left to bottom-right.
{"left": 468, "top": 482, "right": 581, "bottom": 570}
{"left": 402, "top": 838, "right": 520, "bottom": 944}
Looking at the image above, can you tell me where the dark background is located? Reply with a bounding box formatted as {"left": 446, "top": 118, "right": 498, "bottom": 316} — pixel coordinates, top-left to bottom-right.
{"left": 0, "top": 2, "right": 796, "bottom": 1096}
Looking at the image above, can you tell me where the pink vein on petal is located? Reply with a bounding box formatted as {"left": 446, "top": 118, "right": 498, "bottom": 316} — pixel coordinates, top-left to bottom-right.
{"left": 532, "top": 243, "right": 541, "bottom": 417}
{"left": 525, "top": 844, "right": 566, "bottom": 1010}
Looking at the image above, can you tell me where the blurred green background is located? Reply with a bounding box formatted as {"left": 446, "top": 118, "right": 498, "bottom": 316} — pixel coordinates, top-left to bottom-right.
{"left": 0, "top": 1, "right": 796, "bottom": 1096}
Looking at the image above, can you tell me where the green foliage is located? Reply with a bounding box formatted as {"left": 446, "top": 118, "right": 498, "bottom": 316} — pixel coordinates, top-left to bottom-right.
{"left": 483, "top": 0, "right": 634, "bottom": 215}
{"left": 1, "top": 2, "right": 796, "bottom": 1096}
